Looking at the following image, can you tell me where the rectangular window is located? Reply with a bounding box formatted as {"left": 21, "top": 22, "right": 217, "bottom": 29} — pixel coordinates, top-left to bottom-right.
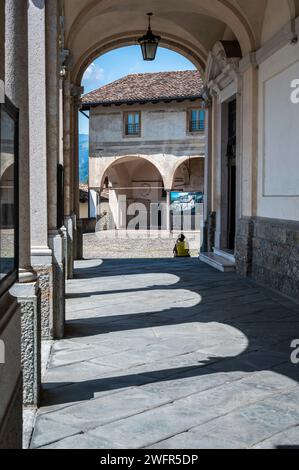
{"left": 124, "top": 111, "right": 141, "bottom": 137}
{"left": 0, "top": 97, "right": 18, "bottom": 297}
{"left": 188, "top": 109, "right": 205, "bottom": 133}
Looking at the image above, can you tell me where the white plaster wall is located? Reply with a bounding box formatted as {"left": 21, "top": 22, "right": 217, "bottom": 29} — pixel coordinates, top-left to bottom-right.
{"left": 143, "top": 109, "right": 188, "bottom": 141}
{"left": 257, "top": 41, "right": 299, "bottom": 221}
{"left": 89, "top": 102, "right": 205, "bottom": 190}
{"left": 89, "top": 101, "right": 205, "bottom": 146}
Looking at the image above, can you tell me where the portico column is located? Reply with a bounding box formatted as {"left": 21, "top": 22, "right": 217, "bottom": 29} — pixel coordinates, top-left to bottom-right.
{"left": 211, "top": 94, "right": 222, "bottom": 250}
{"left": 72, "top": 88, "right": 83, "bottom": 260}
{"left": 0, "top": 0, "right": 4, "bottom": 91}
{"left": 63, "top": 79, "right": 75, "bottom": 279}
{"left": 166, "top": 190, "right": 171, "bottom": 232}
{"left": 5, "top": 1, "right": 35, "bottom": 284}
{"left": 63, "top": 79, "right": 83, "bottom": 274}
{"left": 0, "top": 0, "right": 23, "bottom": 449}
{"left": 201, "top": 99, "right": 215, "bottom": 252}
{"left": 5, "top": 0, "right": 41, "bottom": 407}
{"left": 235, "top": 59, "right": 258, "bottom": 277}
{"left": 28, "top": 0, "right": 53, "bottom": 340}
{"left": 46, "top": 0, "right": 65, "bottom": 339}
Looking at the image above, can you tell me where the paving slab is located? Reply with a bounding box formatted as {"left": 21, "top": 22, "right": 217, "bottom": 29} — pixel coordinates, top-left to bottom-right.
{"left": 31, "top": 255, "right": 299, "bottom": 449}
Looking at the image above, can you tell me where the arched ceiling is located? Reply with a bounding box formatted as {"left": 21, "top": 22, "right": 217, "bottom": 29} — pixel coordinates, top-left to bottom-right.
{"left": 101, "top": 155, "right": 166, "bottom": 189}
{"left": 61, "top": 0, "right": 297, "bottom": 82}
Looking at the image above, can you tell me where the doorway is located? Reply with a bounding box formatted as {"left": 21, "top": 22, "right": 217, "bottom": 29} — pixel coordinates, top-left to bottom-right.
{"left": 226, "top": 99, "right": 237, "bottom": 251}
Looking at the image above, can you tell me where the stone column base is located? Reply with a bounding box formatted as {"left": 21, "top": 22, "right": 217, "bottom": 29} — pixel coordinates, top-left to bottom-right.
{"left": 72, "top": 213, "right": 78, "bottom": 261}
{"left": 76, "top": 219, "right": 84, "bottom": 261}
{"left": 31, "top": 248, "right": 53, "bottom": 340}
{"left": 48, "top": 230, "right": 65, "bottom": 339}
{"left": 10, "top": 282, "right": 41, "bottom": 408}
{"left": 0, "top": 291, "right": 22, "bottom": 449}
{"left": 64, "top": 215, "right": 74, "bottom": 279}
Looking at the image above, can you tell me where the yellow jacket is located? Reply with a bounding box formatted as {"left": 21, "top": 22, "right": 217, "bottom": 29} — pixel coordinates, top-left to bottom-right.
{"left": 175, "top": 240, "right": 189, "bottom": 257}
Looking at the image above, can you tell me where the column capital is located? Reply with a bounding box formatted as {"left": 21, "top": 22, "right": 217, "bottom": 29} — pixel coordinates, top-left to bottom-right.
{"left": 201, "top": 87, "right": 213, "bottom": 108}
{"left": 71, "top": 83, "right": 84, "bottom": 98}
{"left": 238, "top": 52, "right": 258, "bottom": 74}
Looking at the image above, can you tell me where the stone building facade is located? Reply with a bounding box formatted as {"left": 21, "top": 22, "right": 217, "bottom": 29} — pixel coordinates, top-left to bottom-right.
{"left": 0, "top": 0, "right": 299, "bottom": 449}
{"left": 82, "top": 71, "right": 205, "bottom": 230}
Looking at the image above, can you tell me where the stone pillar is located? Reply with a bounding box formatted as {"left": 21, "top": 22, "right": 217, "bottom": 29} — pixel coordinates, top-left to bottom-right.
{"left": 63, "top": 80, "right": 75, "bottom": 279}
{"left": 64, "top": 81, "right": 84, "bottom": 272}
{"left": 201, "top": 101, "right": 215, "bottom": 252}
{"left": 28, "top": 0, "right": 54, "bottom": 340}
{"left": 48, "top": 230, "right": 65, "bottom": 338}
{"left": 46, "top": 0, "right": 65, "bottom": 339}
{"left": 72, "top": 87, "right": 82, "bottom": 261}
{"left": 5, "top": 0, "right": 41, "bottom": 408}
{"left": 90, "top": 190, "right": 98, "bottom": 218}
{"left": 211, "top": 95, "right": 222, "bottom": 249}
{"left": 73, "top": 100, "right": 80, "bottom": 237}
{"left": 235, "top": 60, "right": 258, "bottom": 277}
{"left": 64, "top": 215, "right": 74, "bottom": 279}
{"left": 0, "top": 2, "right": 22, "bottom": 448}
{"left": 5, "top": 0, "right": 35, "bottom": 284}
{"left": 0, "top": 0, "right": 4, "bottom": 89}
{"left": 58, "top": 77, "right": 69, "bottom": 278}
{"left": 166, "top": 190, "right": 171, "bottom": 232}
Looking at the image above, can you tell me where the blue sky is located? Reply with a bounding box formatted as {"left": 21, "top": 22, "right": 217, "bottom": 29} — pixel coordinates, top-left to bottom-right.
{"left": 79, "top": 45, "right": 196, "bottom": 134}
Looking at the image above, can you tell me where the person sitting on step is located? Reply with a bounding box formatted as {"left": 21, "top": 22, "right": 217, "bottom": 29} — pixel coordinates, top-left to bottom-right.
{"left": 173, "top": 233, "right": 190, "bottom": 258}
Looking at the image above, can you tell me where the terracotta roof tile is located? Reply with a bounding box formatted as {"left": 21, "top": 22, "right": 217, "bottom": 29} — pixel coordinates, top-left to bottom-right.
{"left": 81, "top": 70, "right": 203, "bottom": 107}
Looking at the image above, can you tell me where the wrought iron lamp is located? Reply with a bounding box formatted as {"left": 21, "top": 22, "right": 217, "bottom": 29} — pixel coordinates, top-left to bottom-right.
{"left": 138, "top": 13, "right": 161, "bottom": 61}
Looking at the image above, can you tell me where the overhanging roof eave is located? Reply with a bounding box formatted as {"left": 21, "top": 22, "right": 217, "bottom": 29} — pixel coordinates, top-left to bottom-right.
{"left": 80, "top": 95, "right": 203, "bottom": 110}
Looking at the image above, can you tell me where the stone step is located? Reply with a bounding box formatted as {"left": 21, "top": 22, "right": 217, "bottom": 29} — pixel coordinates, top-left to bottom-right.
{"left": 199, "top": 252, "right": 236, "bottom": 272}
{"left": 213, "top": 248, "right": 236, "bottom": 263}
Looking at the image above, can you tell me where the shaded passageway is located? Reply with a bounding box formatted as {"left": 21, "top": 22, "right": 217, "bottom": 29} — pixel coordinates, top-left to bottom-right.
{"left": 1, "top": 0, "right": 299, "bottom": 450}
{"left": 31, "top": 258, "right": 299, "bottom": 449}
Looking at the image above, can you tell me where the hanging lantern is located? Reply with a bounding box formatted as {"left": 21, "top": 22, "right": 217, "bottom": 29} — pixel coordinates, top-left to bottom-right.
{"left": 138, "top": 13, "right": 161, "bottom": 61}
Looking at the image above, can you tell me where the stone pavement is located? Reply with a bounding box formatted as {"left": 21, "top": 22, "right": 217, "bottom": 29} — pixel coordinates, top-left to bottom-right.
{"left": 83, "top": 231, "right": 201, "bottom": 258}
{"left": 30, "top": 256, "right": 299, "bottom": 449}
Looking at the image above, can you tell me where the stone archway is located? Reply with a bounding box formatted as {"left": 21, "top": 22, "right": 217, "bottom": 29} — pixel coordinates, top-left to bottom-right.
{"left": 95, "top": 155, "right": 167, "bottom": 231}
{"left": 66, "top": 0, "right": 256, "bottom": 82}
{"left": 98, "top": 155, "right": 168, "bottom": 192}
{"left": 73, "top": 35, "right": 206, "bottom": 86}
{"left": 171, "top": 156, "right": 205, "bottom": 193}
{"left": 62, "top": 0, "right": 259, "bottom": 250}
